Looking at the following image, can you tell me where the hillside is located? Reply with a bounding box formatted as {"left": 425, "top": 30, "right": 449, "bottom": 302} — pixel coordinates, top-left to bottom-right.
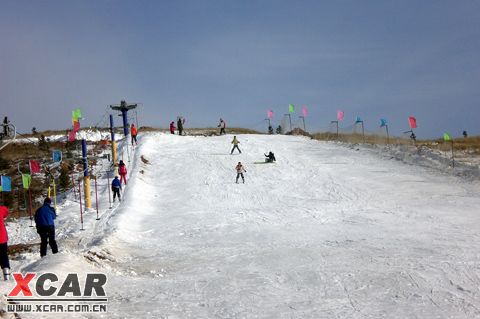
{"left": 1, "top": 133, "right": 480, "bottom": 318}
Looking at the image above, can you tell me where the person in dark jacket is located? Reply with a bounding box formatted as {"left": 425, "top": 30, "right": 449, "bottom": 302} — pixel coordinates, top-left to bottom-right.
{"left": 34, "top": 197, "right": 58, "bottom": 257}
{"left": 0, "top": 205, "right": 10, "bottom": 280}
{"left": 177, "top": 117, "right": 184, "bottom": 136}
{"left": 112, "top": 176, "right": 122, "bottom": 202}
{"left": 264, "top": 151, "right": 276, "bottom": 163}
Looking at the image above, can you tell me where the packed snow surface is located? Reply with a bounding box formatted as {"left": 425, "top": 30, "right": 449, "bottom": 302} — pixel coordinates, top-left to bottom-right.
{"left": 2, "top": 133, "right": 480, "bottom": 318}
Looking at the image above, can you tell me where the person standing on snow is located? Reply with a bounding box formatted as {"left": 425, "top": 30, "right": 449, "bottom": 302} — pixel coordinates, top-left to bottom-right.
{"left": 112, "top": 176, "right": 122, "bottom": 202}
{"left": 170, "top": 121, "right": 176, "bottom": 134}
{"left": 118, "top": 160, "right": 128, "bottom": 185}
{"left": 218, "top": 118, "right": 226, "bottom": 135}
{"left": 177, "top": 117, "right": 184, "bottom": 136}
{"left": 131, "top": 123, "right": 138, "bottom": 145}
{"left": 0, "top": 205, "right": 10, "bottom": 280}
{"left": 235, "top": 162, "right": 246, "bottom": 184}
{"left": 34, "top": 198, "right": 58, "bottom": 258}
{"left": 231, "top": 136, "right": 242, "bottom": 154}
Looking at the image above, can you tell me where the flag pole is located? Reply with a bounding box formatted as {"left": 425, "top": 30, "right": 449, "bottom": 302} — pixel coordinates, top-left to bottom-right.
{"left": 451, "top": 139, "right": 455, "bottom": 168}
{"left": 385, "top": 125, "right": 390, "bottom": 144}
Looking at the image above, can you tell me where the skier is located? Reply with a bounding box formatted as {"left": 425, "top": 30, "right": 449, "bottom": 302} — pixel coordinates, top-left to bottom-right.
{"left": 218, "top": 118, "right": 226, "bottom": 135}
{"left": 2, "top": 117, "right": 9, "bottom": 137}
{"left": 268, "top": 125, "right": 274, "bottom": 135}
{"left": 235, "top": 162, "right": 246, "bottom": 184}
{"left": 0, "top": 205, "right": 10, "bottom": 280}
{"left": 34, "top": 197, "right": 58, "bottom": 258}
{"left": 118, "top": 160, "right": 128, "bottom": 185}
{"left": 410, "top": 132, "right": 416, "bottom": 143}
{"left": 170, "top": 121, "right": 176, "bottom": 134}
{"left": 463, "top": 130, "right": 468, "bottom": 138}
{"left": 131, "top": 123, "right": 138, "bottom": 145}
{"left": 264, "top": 151, "right": 276, "bottom": 163}
{"left": 231, "top": 136, "right": 242, "bottom": 154}
{"left": 177, "top": 117, "right": 184, "bottom": 136}
{"left": 112, "top": 176, "right": 122, "bottom": 202}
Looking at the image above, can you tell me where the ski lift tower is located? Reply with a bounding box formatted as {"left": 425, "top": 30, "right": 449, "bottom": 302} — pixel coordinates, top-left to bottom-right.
{"left": 110, "top": 100, "right": 138, "bottom": 162}
{"left": 109, "top": 100, "right": 138, "bottom": 137}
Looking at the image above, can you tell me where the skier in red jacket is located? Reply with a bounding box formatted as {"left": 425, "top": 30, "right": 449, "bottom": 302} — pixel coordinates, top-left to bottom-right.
{"left": 118, "top": 160, "right": 128, "bottom": 185}
{"left": 0, "top": 205, "right": 10, "bottom": 280}
{"left": 170, "top": 122, "right": 176, "bottom": 134}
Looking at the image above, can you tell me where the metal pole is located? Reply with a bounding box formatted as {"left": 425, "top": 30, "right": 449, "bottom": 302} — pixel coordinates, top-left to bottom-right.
{"left": 300, "top": 116, "right": 306, "bottom": 131}
{"left": 451, "top": 140, "right": 455, "bottom": 168}
{"left": 361, "top": 121, "right": 365, "bottom": 143}
{"left": 110, "top": 114, "right": 117, "bottom": 164}
{"left": 28, "top": 188, "right": 33, "bottom": 227}
{"left": 385, "top": 125, "right": 390, "bottom": 144}
{"left": 82, "top": 139, "right": 91, "bottom": 209}
{"left": 78, "top": 180, "right": 84, "bottom": 230}
{"left": 107, "top": 170, "right": 112, "bottom": 209}
{"left": 95, "top": 177, "right": 100, "bottom": 220}
{"left": 288, "top": 114, "right": 292, "bottom": 132}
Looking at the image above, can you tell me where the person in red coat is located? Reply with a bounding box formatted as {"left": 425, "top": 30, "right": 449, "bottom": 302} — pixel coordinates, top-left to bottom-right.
{"left": 169, "top": 121, "right": 176, "bottom": 134}
{"left": 118, "top": 160, "right": 128, "bottom": 185}
{"left": 0, "top": 205, "right": 10, "bottom": 280}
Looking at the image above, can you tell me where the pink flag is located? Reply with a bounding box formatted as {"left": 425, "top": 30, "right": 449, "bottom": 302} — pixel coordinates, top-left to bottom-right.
{"left": 408, "top": 116, "right": 417, "bottom": 129}
{"left": 73, "top": 120, "right": 80, "bottom": 133}
{"left": 302, "top": 106, "right": 308, "bottom": 117}
{"left": 29, "top": 160, "right": 41, "bottom": 174}
{"left": 337, "top": 110, "right": 344, "bottom": 121}
{"left": 267, "top": 110, "right": 273, "bottom": 119}
{"left": 68, "top": 130, "right": 76, "bottom": 142}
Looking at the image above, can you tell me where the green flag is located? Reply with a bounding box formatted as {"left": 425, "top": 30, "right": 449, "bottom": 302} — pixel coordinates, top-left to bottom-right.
{"left": 443, "top": 133, "right": 451, "bottom": 141}
{"left": 22, "top": 174, "right": 32, "bottom": 189}
{"left": 289, "top": 104, "right": 294, "bottom": 113}
{"left": 72, "top": 108, "right": 82, "bottom": 121}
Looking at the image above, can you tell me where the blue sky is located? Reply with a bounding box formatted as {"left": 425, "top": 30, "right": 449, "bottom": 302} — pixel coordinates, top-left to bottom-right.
{"left": 1, "top": 0, "right": 479, "bottom": 138}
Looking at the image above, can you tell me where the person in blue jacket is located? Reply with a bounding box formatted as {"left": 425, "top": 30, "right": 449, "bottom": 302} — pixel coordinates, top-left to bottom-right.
{"left": 34, "top": 197, "right": 58, "bottom": 257}
{"left": 112, "top": 176, "right": 122, "bottom": 202}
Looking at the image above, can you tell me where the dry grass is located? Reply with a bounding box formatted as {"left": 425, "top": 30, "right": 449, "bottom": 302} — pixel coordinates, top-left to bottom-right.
{"left": 312, "top": 132, "right": 480, "bottom": 154}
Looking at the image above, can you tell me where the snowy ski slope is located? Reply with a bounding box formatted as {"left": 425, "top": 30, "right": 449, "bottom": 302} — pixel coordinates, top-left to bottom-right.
{"left": 2, "top": 133, "right": 480, "bottom": 318}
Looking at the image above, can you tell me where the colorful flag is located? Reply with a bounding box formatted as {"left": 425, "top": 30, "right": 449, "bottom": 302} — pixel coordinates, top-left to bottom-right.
{"left": 52, "top": 150, "right": 62, "bottom": 162}
{"left": 302, "top": 106, "right": 308, "bottom": 117}
{"left": 22, "top": 174, "right": 32, "bottom": 189}
{"left": 289, "top": 104, "right": 295, "bottom": 113}
{"left": 72, "top": 108, "right": 82, "bottom": 121}
{"left": 408, "top": 116, "right": 417, "bottom": 129}
{"left": 29, "top": 160, "right": 41, "bottom": 174}
{"left": 73, "top": 120, "right": 80, "bottom": 133}
{"left": 0, "top": 176, "right": 11, "bottom": 192}
{"left": 380, "top": 119, "right": 387, "bottom": 127}
{"left": 355, "top": 116, "right": 362, "bottom": 123}
{"left": 443, "top": 133, "right": 451, "bottom": 141}
{"left": 267, "top": 110, "right": 273, "bottom": 119}
{"left": 68, "top": 130, "right": 76, "bottom": 142}
{"left": 337, "top": 110, "right": 344, "bottom": 121}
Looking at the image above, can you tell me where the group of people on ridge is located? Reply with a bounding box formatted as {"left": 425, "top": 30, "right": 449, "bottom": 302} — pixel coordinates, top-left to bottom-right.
{"left": 170, "top": 117, "right": 185, "bottom": 135}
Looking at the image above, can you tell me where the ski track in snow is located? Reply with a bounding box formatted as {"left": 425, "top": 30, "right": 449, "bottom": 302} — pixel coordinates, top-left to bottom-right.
{"left": 2, "top": 133, "right": 480, "bottom": 319}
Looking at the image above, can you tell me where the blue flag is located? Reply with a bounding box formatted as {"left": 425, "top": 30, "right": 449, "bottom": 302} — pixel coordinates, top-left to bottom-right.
{"left": 0, "top": 176, "right": 12, "bottom": 192}
{"left": 53, "top": 150, "right": 62, "bottom": 163}
{"left": 380, "top": 119, "right": 387, "bottom": 127}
